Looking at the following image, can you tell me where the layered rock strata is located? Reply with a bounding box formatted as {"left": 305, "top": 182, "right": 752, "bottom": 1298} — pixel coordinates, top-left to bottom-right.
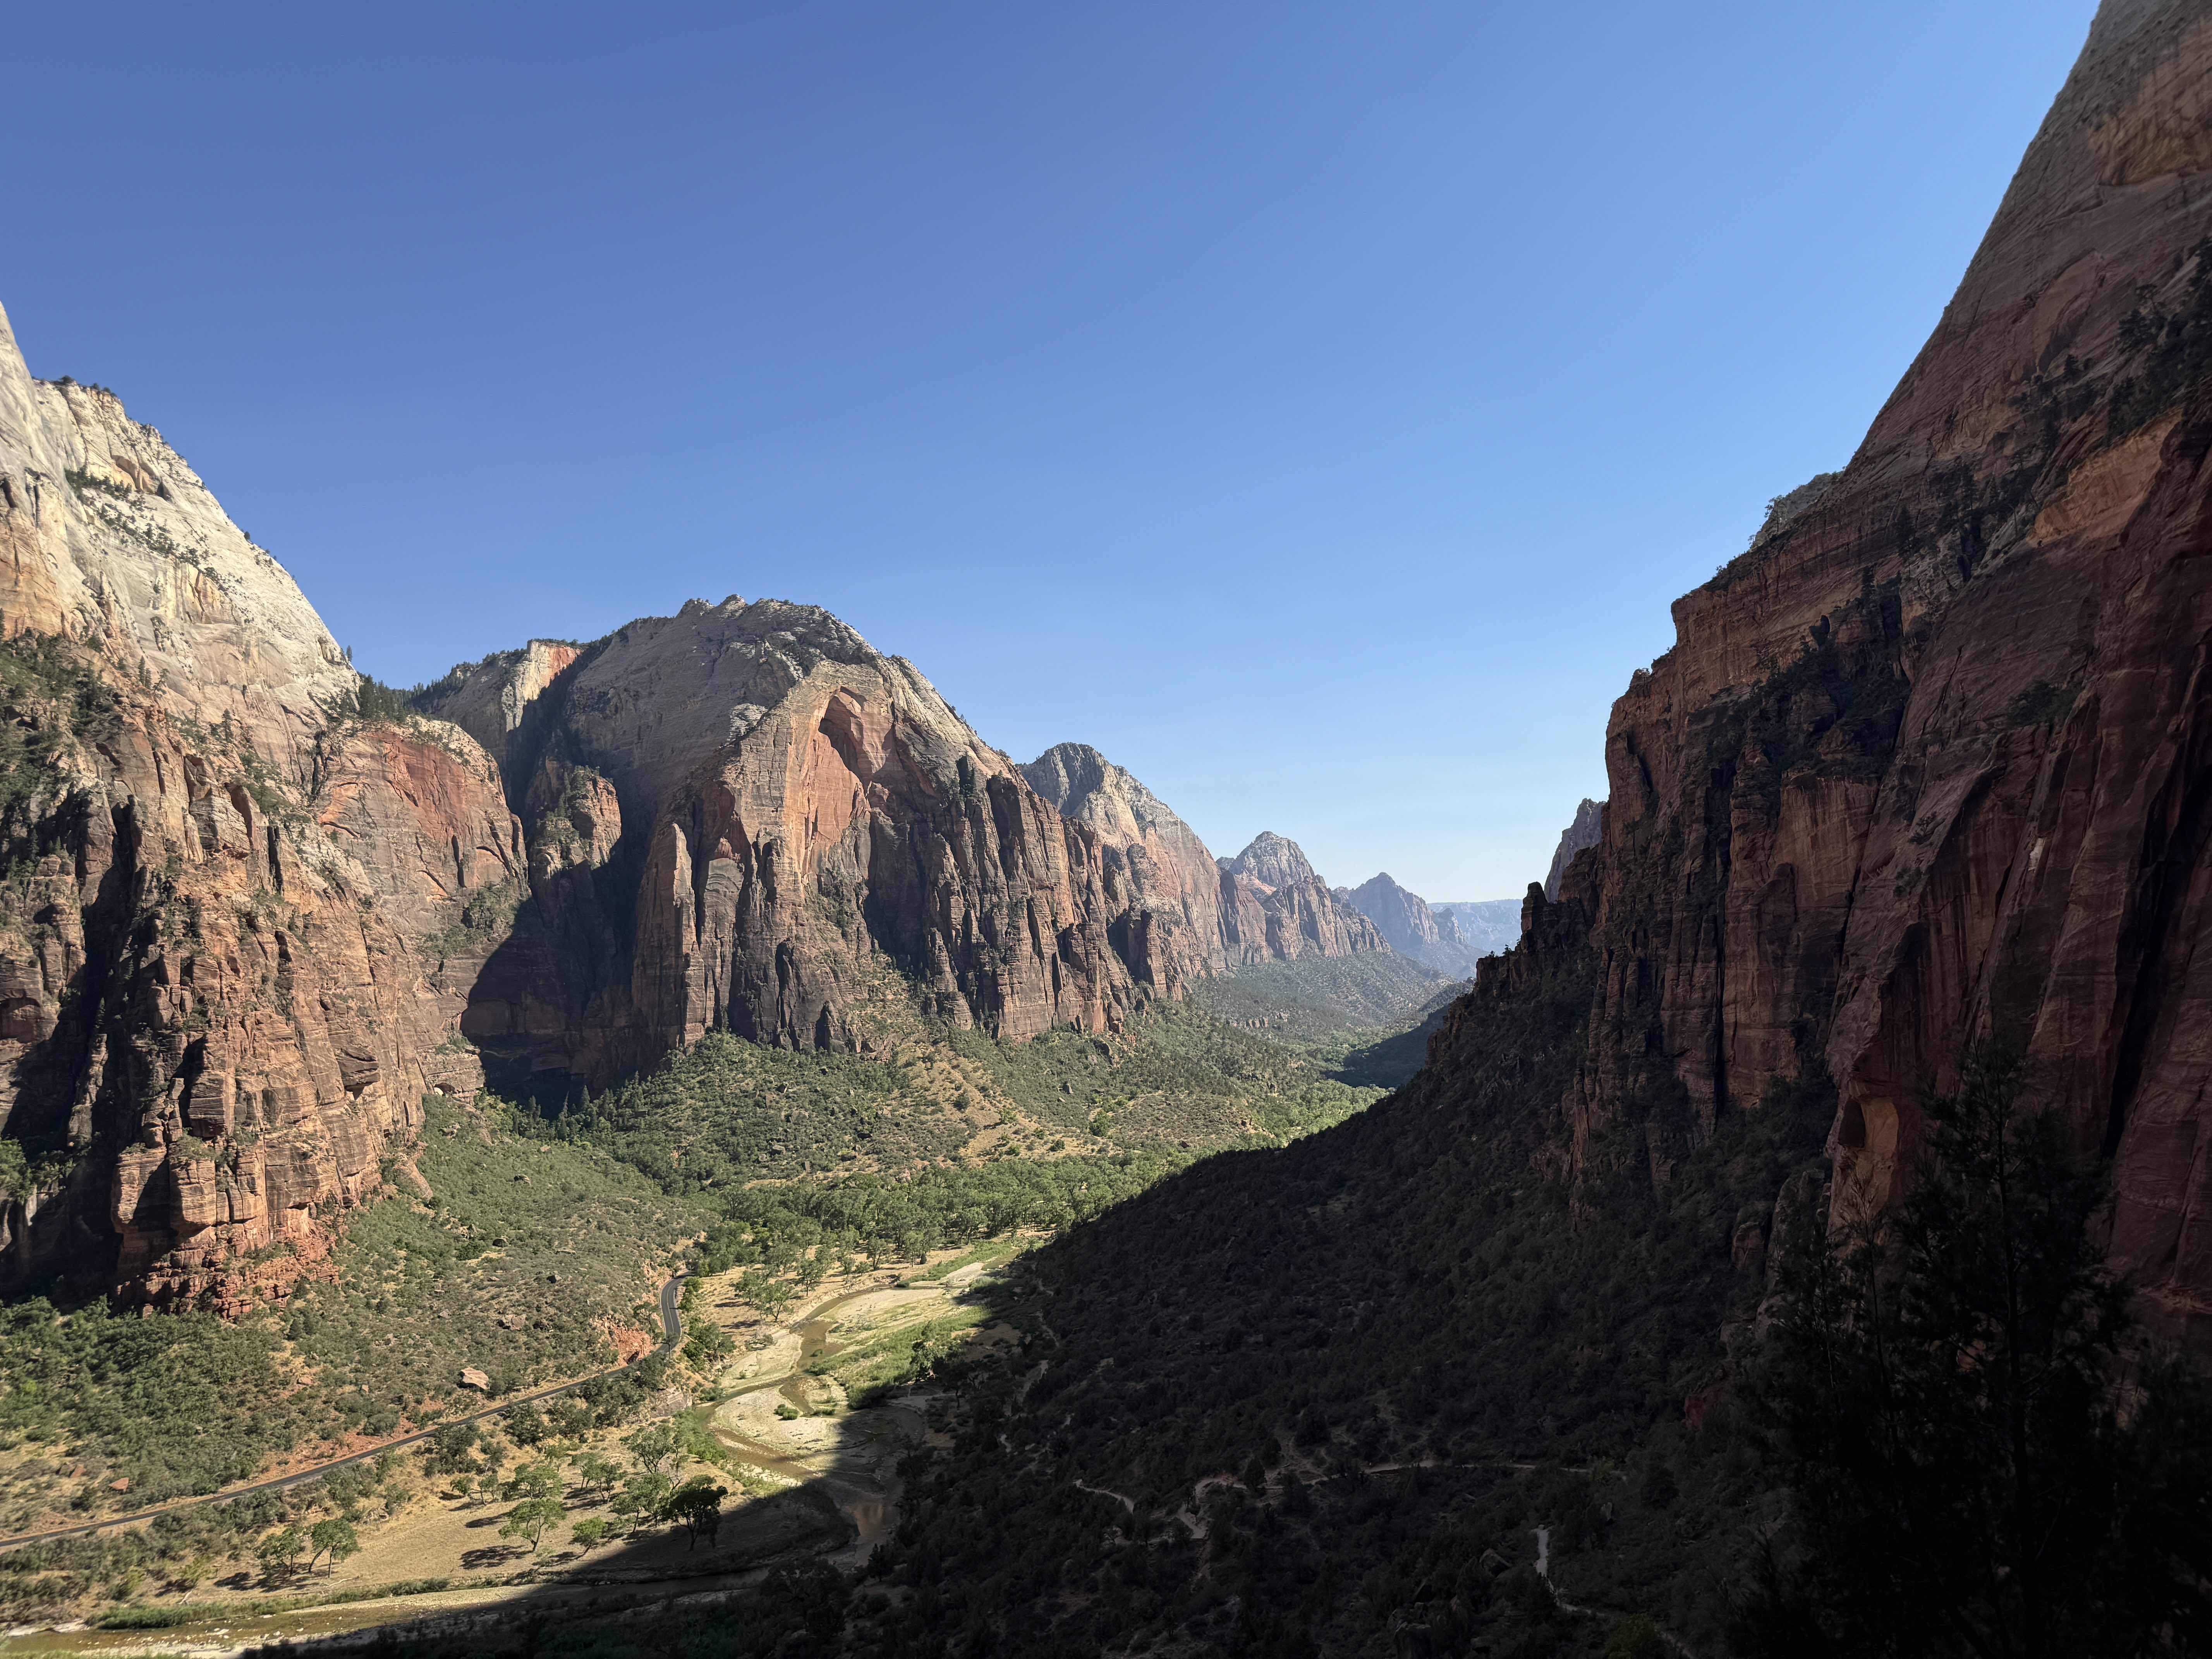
{"left": 1020, "top": 744, "right": 1227, "bottom": 996}
{"left": 422, "top": 608, "right": 1140, "bottom": 1088}
{"left": 1021, "top": 747, "right": 1397, "bottom": 987}
{"left": 1449, "top": 0, "right": 2212, "bottom": 1337}
{"left": 0, "top": 304, "right": 521, "bottom": 1307}
{"left": 1216, "top": 832, "right": 1387, "bottom": 963}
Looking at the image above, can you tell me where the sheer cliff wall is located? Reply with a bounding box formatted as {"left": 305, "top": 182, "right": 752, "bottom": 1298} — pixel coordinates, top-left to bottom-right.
{"left": 1440, "top": 0, "right": 2212, "bottom": 1338}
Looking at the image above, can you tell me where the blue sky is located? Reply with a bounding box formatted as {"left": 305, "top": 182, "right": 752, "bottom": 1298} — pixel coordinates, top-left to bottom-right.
{"left": 0, "top": 2, "right": 2089, "bottom": 899}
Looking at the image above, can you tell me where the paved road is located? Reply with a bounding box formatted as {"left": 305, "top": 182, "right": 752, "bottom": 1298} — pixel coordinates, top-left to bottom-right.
{"left": 0, "top": 1272, "right": 689, "bottom": 1555}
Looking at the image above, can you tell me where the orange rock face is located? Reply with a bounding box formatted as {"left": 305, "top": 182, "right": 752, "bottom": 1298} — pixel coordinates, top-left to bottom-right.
{"left": 1022, "top": 746, "right": 1392, "bottom": 991}
{"left": 424, "top": 602, "right": 1142, "bottom": 1089}
{"left": 1463, "top": 0, "right": 2212, "bottom": 1337}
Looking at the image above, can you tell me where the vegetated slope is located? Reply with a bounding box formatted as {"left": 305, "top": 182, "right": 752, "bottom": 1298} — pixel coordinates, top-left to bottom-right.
{"left": 837, "top": 919, "right": 1829, "bottom": 1659}
{"left": 367, "top": 921, "right": 1825, "bottom": 1659}
{"left": 1185, "top": 952, "right": 1444, "bottom": 1051}
{"left": 0, "top": 1093, "right": 698, "bottom": 1539}
{"left": 548, "top": 1001, "right": 1389, "bottom": 1192}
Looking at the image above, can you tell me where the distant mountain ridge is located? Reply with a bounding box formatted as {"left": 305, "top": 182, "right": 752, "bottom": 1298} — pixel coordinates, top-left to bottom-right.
{"left": 1431, "top": 898, "right": 1523, "bottom": 955}
{"left": 1018, "top": 745, "right": 1388, "bottom": 981}
{"left": 1336, "top": 872, "right": 1482, "bottom": 975}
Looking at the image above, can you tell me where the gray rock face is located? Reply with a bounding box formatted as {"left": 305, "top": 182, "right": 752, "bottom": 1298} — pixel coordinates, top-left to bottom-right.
{"left": 1432, "top": 900, "right": 1524, "bottom": 955}
{"left": 1544, "top": 799, "right": 1604, "bottom": 900}
{"left": 0, "top": 305, "right": 355, "bottom": 777}
{"left": 1221, "top": 831, "right": 1317, "bottom": 892}
{"left": 1217, "top": 833, "right": 1387, "bottom": 962}
{"left": 1338, "top": 873, "right": 1482, "bottom": 975}
{"left": 1020, "top": 743, "right": 1225, "bottom": 995}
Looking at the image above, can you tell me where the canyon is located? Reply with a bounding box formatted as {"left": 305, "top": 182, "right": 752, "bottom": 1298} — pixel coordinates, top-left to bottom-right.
{"left": 0, "top": 343, "right": 1406, "bottom": 1305}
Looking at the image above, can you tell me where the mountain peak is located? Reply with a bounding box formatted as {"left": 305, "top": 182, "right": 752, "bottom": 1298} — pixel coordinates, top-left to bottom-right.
{"left": 1222, "top": 831, "right": 1318, "bottom": 891}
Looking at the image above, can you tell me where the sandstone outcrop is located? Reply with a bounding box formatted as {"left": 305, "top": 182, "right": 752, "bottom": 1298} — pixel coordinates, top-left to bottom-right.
{"left": 1542, "top": 799, "right": 1602, "bottom": 900}
{"left": 1021, "top": 744, "right": 1226, "bottom": 995}
{"left": 1217, "top": 833, "right": 1386, "bottom": 962}
{"left": 422, "top": 605, "right": 1139, "bottom": 1087}
{"left": 1443, "top": 0, "right": 2212, "bottom": 1338}
{"left": 1339, "top": 872, "right": 1479, "bottom": 975}
{"left": 0, "top": 302, "right": 521, "bottom": 1307}
{"left": 1021, "top": 747, "right": 1398, "bottom": 985}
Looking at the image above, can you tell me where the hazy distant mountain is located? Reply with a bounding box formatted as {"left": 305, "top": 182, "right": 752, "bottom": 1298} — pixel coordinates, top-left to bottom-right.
{"left": 1430, "top": 898, "right": 1523, "bottom": 955}
{"left": 1336, "top": 872, "right": 1483, "bottom": 975}
{"left": 1545, "top": 797, "right": 1604, "bottom": 899}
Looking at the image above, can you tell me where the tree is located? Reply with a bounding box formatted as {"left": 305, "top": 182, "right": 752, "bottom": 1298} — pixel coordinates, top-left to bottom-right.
{"left": 307, "top": 1518, "right": 359, "bottom": 1575}
{"left": 255, "top": 1525, "right": 305, "bottom": 1582}
{"left": 683, "top": 1316, "right": 734, "bottom": 1371}
{"left": 570, "top": 1451, "right": 621, "bottom": 1501}
{"left": 500, "top": 1496, "right": 566, "bottom": 1555}
{"left": 611, "top": 1471, "right": 673, "bottom": 1534}
{"left": 500, "top": 1460, "right": 562, "bottom": 1503}
{"left": 659, "top": 1476, "right": 728, "bottom": 1550}
{"left": 625, "top": 1421, "right": 685, "bottom": 1479}
{"left": 448, "top": 1472, "right": 476, "bottom": 1506}
{"left": 503, "top": 1403, "right": 548, "bottom": 1447}
{"left": 1741, "top": 1048, "right": 2212, "bottom": 1657}
{"left": 423, "top": 1422, "right": 477, "bottom": 1476}
{"left": 569, "top": 1516, "right": 611, "bottom": 1555}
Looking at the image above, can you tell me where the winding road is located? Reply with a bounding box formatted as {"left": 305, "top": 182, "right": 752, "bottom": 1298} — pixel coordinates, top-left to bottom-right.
{"left": 0, "top": 1272, "right": 690, "bottom": 1555}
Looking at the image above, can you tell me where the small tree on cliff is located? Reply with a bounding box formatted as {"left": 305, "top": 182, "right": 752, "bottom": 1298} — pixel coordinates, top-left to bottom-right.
{"left": 1739, "top": 1048, "right": 2212, "bottom": 1657}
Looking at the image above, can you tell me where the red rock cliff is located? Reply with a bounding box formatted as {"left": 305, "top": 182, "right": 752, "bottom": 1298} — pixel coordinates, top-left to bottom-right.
{"left": 0, "top": 302, "right": 520, "bottom": 1307}
{"left": 423, "top": 603, "right": 1140, "bottom": 1086}
{"left": 1467, "top": 0, "right": 2212, "bottom": 1338}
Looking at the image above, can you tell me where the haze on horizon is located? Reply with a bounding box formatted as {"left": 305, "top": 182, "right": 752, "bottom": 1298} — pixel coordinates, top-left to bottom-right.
{"left": 0, "top": 1, "right": 2089, "bottom": 900}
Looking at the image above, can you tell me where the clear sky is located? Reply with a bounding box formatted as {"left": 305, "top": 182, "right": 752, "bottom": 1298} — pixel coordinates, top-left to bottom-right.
{"left": 0, "top": 2, "right": 2091, "bottom": 900}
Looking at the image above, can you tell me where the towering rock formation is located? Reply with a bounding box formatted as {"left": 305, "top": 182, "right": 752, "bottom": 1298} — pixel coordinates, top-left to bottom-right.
{"left": 0, "top": 304, "right": 521, "bottom": 1307}
{"left": 1339, "top": 872, "right": 1478, "bottom": 975}
{"left": 1217, "top": 833, "right": 1386, "bottom": 962}
{"left": 1543, "top": 798, "right": 1603, "bottom": 900}
{"left": 1455, "top": 0, "right": 2212, "bottom": 1336}
{"left": 1020, "top": 744, "right": 1225, "bottom": 996}
{"left": 420, "top": 606, "right": 1139, "bottom": 1089}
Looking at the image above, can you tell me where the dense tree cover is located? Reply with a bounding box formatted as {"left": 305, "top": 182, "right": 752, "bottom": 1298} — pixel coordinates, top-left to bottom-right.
{"left": 297, "top": 943, "right": 2212, "bottom": 1658}
{"left": 0, "top": 1096, "right": 699, "bottom": 1542}
{"left": 1736, "top": 1050, "right": 2212, "bottom": 1657}
{"left": 1183, "top": 951, "right": 1448, "bottom": 1051}
{"left": 542, "top": 1000, "right": 1394, "bottom": 1198}
{"left": 363, "top": 946, "right": 1820, "bottom": 1657}
{"left": 834, "top": 943, "right": 1828, "bottom": 1657}
{"left": 695, "top": 1153, "right": 1180, "bottom": 1279}
{"left": 0, "top": 1298, "right": 313, "bottom": 1504}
